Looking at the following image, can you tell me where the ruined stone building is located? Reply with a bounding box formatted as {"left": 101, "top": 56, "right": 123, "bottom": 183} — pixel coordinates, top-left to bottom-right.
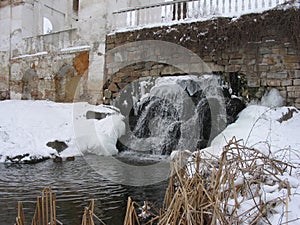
{"left": 0, "top": 0, "right": 160, "bottom": 104}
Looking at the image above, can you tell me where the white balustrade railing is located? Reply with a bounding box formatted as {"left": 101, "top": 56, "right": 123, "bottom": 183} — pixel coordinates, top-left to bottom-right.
{"left": 112, "top": 0, "right": 290, "bottom": 31}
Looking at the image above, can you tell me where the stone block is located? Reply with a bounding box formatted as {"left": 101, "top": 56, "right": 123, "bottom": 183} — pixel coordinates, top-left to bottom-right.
{"left": 293, "top": 79, "right": 300, "bottom": 86}
{"left": 247, "top": 79, "right": 260, "bottom": 88}
{"left": 281, "top": 80, "right": 292, "bottom": 86}
{"left": 267, "top": 72, "right": 288, "bottom": 79}
{"left": 272, "top": 48, "right": 286, "bottom": 55}
{"left": 117, "top": 83, "right": 127, "bottom": 89}
{"left": 229, "top": 59, "right": 243, "bottom": 65}
{"left": 103, "top": 89, "right": 112, "bottom": 99}
{"left": 288, "top": 91, "right": 300, "bottom": 98}
{"left": 295, "top": 70, "right": 300, "bottom": 78}
{"left": 288, "top": 90, "right": 300, "bottom": 98}
{"left": 161, "top": 66, "right": 179, "bottom": 75}
{"left": 288, "top": 91, "right": 295, "bottom": 98}
{"left": 262, "top": 56, "right": 276, "bottom": 65}
{"left": 112, "top": 75, "right": 122, "bottom": 83}
{"left": 257, "top": 65, "right": 269, "bottom": 72}
{"left": 295, "top": 98, "right": 300, "bottom": 103}
{"left": 241, "top": 65, "right": 254, "bottom": 73}
{"left": 141, "top": 70, "right": 150, "bottom": 77}
{"left": 149, "top": 69, "right": 159, "bottom": 76}
{"left": 279, "top": 90, "right": 287, "bottom": 98}
{"left": 259, "top": 47, "right": 272, "bottom": 55}
{"left": 132, "top": 71, "right": 141, "bottom": 78}
{"left": 284, "top": 55, "right": 299, "bottom": 63}
{"left": 260, "top": 79, "right": 267, "bottom": 86}
{"left": 287, "top": 86, "right": 300, "bottom": 92}
{"left": 230, "top": 53, "right": 243, "bottom": 59}
{"left": 287, "top": 48, "right": 297, "bottom": 55}
{"left": 269, "top": 64, "right": 284, "bottom": 72}
{"left": 267, "top": 80, "right": 281, "bottom": 87}
{"left": 108, "top": 82, "right": 119, "bottom": 92}
{"left": 285, "top": 63, "right": 300, "bottom": 70}
{"left": 222, "top": 53, "right": 229, "bottom": 60}
{"left": 226, "top": 65, "right": 241, "bottom": 72}
{"left": 245, "top": 59, "right": 256, "bottom": 65}
{"left": 125, "top": 76, "right": 137, "bottom": 83}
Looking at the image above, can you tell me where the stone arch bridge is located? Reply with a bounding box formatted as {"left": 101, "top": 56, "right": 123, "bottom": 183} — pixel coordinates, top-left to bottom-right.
{"left": 104, "top": 7, "right": 300, "bottom": 107}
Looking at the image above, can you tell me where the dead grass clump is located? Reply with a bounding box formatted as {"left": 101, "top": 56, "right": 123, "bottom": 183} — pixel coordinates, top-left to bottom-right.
{"left": 125, "top": 137, "right": 296, "bottom": 225}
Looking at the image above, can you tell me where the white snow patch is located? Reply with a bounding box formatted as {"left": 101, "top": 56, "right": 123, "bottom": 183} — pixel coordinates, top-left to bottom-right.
{"left": 261, "top": 88, "right": 285, "bottom": 108}
{"left": 60, "top": 45, "right": 91, "bottom": 54}
{"left": 0, "top": 100, "right": 125, "bottom": 162}
{"left": 11, "top": 51, "right": 48, "bottom": 60}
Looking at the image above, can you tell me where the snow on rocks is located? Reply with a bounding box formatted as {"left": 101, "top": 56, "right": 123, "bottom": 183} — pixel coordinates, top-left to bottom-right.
{"left": 0, "top": 100, "right": 125, "bottom": 163}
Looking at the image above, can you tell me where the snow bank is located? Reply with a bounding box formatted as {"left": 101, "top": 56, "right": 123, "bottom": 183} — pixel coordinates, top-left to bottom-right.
{"left": 209, "top": 89, "right": 300, "bottom": 161}
{"left": 191, "top": 89, "right": 300, "bottom": 224}
{"left": 0, "top": 100, "right": 125, "bottom": 163}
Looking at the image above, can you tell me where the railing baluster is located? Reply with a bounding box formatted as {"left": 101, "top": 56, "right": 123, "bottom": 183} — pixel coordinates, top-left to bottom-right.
{"left": 216, "top": 0, "right": 219, "bottom": 15}
{"left": 181, "top": 2, "right": 184, "bottom": 20}
{"left": 147, "top": 8, "right": 150, "bottom": 25}
{"left": 191, "top": 1, "right": 195, "bottom": 18}
{"left": 111, "top": 0, "right": 287, "bottom": 30}
{"left": 198, "top": 0, "right": 201, "bottom": 17}
{"left": 242, "top": 0, "right": 245, "bottom": 11}
{"left": 132, "top": 11, "right": 135, "bottom": 27}
{"left": 136, "top": 9, "right": 140, "bottom": 26}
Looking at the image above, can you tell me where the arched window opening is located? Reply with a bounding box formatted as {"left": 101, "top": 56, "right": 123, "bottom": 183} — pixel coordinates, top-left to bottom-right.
{"left": 43, "top": 17, "right": 53, "bottom": 34}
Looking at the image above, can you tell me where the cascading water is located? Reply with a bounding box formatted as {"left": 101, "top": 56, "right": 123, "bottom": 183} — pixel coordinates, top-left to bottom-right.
{"left": 115, "top": 74, "right": 244, "bottom": 155}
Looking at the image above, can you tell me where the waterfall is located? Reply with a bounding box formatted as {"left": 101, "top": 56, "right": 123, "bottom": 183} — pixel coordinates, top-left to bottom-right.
{"left": 115, "top": 74, "right": 243, "bottom": 155}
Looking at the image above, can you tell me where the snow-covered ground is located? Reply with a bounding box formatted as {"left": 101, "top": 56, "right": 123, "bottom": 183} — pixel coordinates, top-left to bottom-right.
{"left": 198, "top": 89, "right": 300, "bottom": 225}
{"left": 0, "top": 100, "right": 125, "bottom": 163}
{"left": 209, "top": 89, "right": 300, "bottom": 163}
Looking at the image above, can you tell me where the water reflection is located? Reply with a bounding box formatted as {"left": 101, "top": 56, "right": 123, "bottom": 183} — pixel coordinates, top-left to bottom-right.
{"left": 0, "top": 155, "right": 169, "bottom": 225}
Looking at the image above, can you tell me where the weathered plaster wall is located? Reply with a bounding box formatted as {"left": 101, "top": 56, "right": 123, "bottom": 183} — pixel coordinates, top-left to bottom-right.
{"left": 0, "top": 0, "right": 164, "bottom": 104}
{"left": 105, "top": 8, "right": 300, "bottom": 107}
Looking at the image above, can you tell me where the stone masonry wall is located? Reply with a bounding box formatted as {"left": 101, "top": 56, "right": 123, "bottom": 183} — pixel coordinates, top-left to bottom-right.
{"left": 9, "top": 51, "right": 90, "bottom": 102}
{"left": 105, "top": 7, "right": 300, "bottom": 107}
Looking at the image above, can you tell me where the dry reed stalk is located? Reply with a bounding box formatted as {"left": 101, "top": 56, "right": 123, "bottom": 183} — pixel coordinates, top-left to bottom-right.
{"left": 14, "top": 201, "right": 26, "bottom": 225}
{"left": 81, "top": 200, "right": 106, "bottom": 225}
{"left": 156, "top": 137, "right": 295, "bottom": 224}
{"left": 123, "top": 197, "right": 140, "bottom": 225}
{"left": 31, "top": 187, "right": 57, "bottom": 225}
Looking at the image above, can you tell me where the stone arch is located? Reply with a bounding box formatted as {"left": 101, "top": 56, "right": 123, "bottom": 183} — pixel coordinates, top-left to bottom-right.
{"left": 22, "top": 69, "right": 39, "bottom": 100}
{"left": 103, "top": 61, "right": 186, "bottom": 103}
{"left": 55, "top": 65, "right": 81, "bottom": 102}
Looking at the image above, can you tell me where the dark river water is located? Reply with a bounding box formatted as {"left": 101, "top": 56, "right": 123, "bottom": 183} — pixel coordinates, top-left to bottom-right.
{"left": 0, "top": 154, "right": 170, "bottom": 225}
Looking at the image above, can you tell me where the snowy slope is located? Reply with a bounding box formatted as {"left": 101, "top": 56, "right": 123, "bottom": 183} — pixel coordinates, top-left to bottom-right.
{"left": 210, "top": 90, "right": 300, "bottom": 165}
{"left": 0, "top": 100, "right": 125, "bottom": 162}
